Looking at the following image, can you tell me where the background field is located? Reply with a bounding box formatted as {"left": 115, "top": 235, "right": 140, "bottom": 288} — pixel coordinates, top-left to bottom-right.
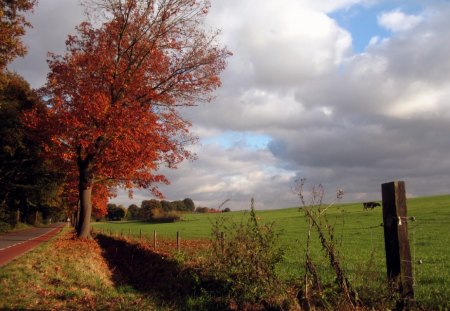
{"left": 93, "top": 195, "right": 450, "bottom": 307}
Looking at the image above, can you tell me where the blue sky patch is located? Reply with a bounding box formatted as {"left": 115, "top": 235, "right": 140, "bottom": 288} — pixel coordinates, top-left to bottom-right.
{"left": 203, "top": 131, "right": 272, "bottom": 150}
{"left": 329, "top": 0, "right": 424, "bottom": 53}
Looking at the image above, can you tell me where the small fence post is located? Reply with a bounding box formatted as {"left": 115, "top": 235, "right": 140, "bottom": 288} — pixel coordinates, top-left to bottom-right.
{"left": 177, "top": 231, "right": 181, "bottom": 252}
{"left": 153, "top": 230, "right": 157, "bottom": 249}
{"left": 381, "top": 181, "right": 414, "bottom": 306}
{"left": 140, "top": 229, "right": 142, "bottom": 241}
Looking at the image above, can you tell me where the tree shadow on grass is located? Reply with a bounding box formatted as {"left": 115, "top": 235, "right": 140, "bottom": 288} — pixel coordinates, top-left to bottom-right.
{"left": 95, "top": 234, "right": 229, "bottom": 310}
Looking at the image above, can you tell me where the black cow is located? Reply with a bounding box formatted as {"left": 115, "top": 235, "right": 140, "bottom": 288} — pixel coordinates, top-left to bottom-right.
{"left": 363, "top": 202, "right": 381, "bottom": 210}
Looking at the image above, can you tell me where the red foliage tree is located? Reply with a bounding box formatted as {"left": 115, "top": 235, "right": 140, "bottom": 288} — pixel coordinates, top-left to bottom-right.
{"left": 0, "top": 0, "right": 36, "bottom": 70}
{"left": 25, "top": 0, "right": 229, "bottom": 237}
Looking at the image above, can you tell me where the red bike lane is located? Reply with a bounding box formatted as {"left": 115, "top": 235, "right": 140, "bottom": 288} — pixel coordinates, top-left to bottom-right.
{"left": 0, "top": 223, "right": 65, "bottom": 268}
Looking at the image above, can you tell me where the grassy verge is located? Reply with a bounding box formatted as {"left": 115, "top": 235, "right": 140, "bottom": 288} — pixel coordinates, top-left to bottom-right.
{"left": 0, "top": 228, "right": 244, "bottom": 310}
{"left": 0, "top": 221, "right": 33, "bottom": 233}
{"left": 0, "top": 228, "right": 162, "bottom": 310}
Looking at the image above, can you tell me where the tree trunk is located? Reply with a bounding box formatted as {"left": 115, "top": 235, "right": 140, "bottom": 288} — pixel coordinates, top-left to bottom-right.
{"left": 77, "top": 153, "right": 94, "bottom": 238}
{"left": 77, "top": 186, "right": 92, "bottom": 238}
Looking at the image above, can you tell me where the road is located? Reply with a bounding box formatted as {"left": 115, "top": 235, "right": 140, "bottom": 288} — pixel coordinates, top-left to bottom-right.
{"left": 0, "top": 223, "right": 65, "bottom": 268}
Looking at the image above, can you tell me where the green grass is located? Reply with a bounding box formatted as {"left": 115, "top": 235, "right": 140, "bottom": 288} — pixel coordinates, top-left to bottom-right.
{"left": 0, "top": 228, "right": 164, "bottom": 310}
{"left": 93, "top": 194, "right": 450, "bottom": 308}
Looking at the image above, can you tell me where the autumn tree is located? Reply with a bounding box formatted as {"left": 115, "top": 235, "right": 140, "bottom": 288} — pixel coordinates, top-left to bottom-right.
{"left": 0, "top": 0, "right": 36, "bottom": 71}
{"left": 25, "top": 0, "right": 229, "bottom": 238}
{"left": 0, "top": 1, "right": 68, "bottom": 230}
{"left": 0, "top": 72, "right": 65, "bottom": 230}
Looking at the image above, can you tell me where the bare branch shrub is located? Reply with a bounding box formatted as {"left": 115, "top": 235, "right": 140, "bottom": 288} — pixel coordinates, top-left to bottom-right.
{"left": 294, "top": 178, "right": 360, "bottom": 309}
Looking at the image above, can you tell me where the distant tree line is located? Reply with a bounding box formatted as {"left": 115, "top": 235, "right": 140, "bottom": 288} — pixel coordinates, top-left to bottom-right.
{"left": 105, "top": 204, "right": 126, "bottom": 221}
{"left": 103, "top": 198, "right": 231, "bottom": 222}
{"left": 195, "top": 206, "right": 230, "bottom": 213}
{"left": 104, "top": 198, "right": 196, "bottom": 222}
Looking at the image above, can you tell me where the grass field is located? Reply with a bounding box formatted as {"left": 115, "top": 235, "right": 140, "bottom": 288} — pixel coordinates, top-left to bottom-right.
{"left": 93, "top": 194, "right": 450, "bottom": 308}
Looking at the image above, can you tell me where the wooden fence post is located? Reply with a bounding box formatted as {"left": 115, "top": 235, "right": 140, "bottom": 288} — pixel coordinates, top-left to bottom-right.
{"left": 177, "top": 231, "right": 180, "bottom": 252}
{"left": 140, "top": 229, "right": 142, "bottom": 241}
{"left": 153, "top": 230, "right": 157, "bottom": 249}
{"left": 381, "top": 181, "right": 414, "bottom": 305}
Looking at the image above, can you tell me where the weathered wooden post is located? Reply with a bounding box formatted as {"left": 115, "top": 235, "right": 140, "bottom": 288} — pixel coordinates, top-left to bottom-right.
{"left": 139, "top": 229, "right": 142, "bottom": 241}
{"left": 153, "top": 230, "right": 157, "bottom": 249}
{"left": 176, "top": 231, "right": 180, "bottom": 252}
{"left": 381, "top": 181, "right": 414, "bottom": 306}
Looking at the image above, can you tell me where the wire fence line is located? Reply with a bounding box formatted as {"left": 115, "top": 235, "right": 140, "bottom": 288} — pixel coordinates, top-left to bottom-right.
{"left": 91, "top": 209, "right": 449, "bottom": 307}
{"left": 91, "top": 226, "right": 210, "bottom": 255}
{"left": 338, "top": 213, "right": 448, "bottom": 300}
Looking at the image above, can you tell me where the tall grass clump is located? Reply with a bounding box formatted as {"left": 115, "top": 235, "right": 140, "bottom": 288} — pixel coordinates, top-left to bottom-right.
{"left": 207, "top": 198, "right": 291, "bottom": 310}
{"left": 295, "top": 178, "right": 360, "bottom": 309}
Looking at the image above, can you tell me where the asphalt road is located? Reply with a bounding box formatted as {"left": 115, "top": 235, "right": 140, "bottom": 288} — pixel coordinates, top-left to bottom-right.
{"left": 0, "top": 223, "right": 65, "bottom": 268}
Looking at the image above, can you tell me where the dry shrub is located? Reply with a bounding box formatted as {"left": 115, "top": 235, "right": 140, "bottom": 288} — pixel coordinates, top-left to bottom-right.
{"left": 207, "top": 198, "right": 292, "bottom": 310}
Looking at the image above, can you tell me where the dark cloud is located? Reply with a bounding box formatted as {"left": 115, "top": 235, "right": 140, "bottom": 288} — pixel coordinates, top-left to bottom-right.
{"left": 9, "top": 0, "right": 85, "bottom": 88}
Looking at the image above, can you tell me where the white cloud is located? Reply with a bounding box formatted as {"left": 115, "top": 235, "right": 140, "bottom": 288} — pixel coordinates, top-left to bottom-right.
{"left": 386, "top": 81, "right": 448, "bottom": 118}
{"left": 377, "top": 9, "right": 423, "bottom": 32}
{"left": 207, "top": 0, "right": 353, "bottom": 89}
{"left": 298, "top": 0, "right": 375, "bottom": 13}
{"left": 368, "top": 36, "right": 380, "bottom": 46}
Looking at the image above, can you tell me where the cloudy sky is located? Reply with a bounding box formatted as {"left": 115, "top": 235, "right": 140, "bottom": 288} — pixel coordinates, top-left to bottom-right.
{"left": 10, "top": 0, "right": 450, "bottom": 210}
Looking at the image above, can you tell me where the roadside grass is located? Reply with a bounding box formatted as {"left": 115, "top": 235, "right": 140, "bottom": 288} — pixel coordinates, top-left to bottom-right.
{"left": 8, "top": 222, "right": 33, "bottom": 231}
{"left": 0, "top": 228, "right": 163, "bottom": 310}
{"left": 0, "top": 221, "right": 33, "bottom": 233}
{"left": 0, "top": 228, "right": 233, "bottom": 310}
{"left": 94, "top": 194, "right": 450, "bottom": 309}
